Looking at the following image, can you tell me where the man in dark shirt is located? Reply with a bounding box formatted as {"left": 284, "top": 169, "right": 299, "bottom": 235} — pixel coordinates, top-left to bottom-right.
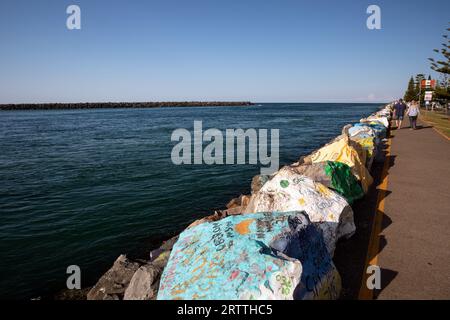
{"left": 393, "top": 99, "right": 407, "bottom": 129}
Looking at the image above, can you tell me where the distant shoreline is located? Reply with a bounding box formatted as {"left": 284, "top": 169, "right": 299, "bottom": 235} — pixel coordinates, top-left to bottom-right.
{"left": 0, "top": 101, "right": 254, "bottom": 111}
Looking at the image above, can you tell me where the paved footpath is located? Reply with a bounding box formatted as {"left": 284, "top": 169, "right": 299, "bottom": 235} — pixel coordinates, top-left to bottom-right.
{"left": 368, "top": 117, "right": 450, "bottom": 299}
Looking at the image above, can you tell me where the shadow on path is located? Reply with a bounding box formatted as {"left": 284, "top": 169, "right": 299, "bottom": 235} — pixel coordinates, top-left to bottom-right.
{"left": 374, "top": 268, "right": 399, "bottom": 299}
{"left": 334, "top": 130, "right": 397, "bottom": 299}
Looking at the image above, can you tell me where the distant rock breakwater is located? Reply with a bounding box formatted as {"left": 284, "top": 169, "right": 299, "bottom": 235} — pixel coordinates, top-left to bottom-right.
{"left": 0, "top": 101, "right": 254, "bottom": 111}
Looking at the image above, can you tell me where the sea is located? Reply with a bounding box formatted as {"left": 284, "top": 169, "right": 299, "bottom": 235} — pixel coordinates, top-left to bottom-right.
{"left": 0, "top": 103, "right": 383, "bottom": 299}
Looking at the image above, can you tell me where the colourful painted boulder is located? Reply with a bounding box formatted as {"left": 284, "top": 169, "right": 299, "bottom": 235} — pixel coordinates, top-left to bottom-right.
{"left": 157, "top": 211, "right": 341, "bottom": 300}
{"left": 245, "top": 170, "right": 355, "bottom": 255}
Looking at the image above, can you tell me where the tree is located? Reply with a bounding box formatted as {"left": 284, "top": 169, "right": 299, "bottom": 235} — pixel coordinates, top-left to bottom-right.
{"left": 404, "top": 76, "right": 416, "bottom": 102}
{"left": 415, "top": 73, "right": 425, "bottom": 85}
{"left": 428, "top": 24, "right": 449, "bottom": 85}
{"left": 414, "top": 74, "right": 425, "bottom": 98}
{"left": 434, "top": 84, "right": 450, "bottom": 101}
{"left": 428, "top": 24, "right": 450, "bottom": 110}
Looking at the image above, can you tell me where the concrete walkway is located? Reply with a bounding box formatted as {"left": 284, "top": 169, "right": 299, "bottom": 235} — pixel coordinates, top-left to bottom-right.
{"left": 373, "top": 117, "right": 450, "bottom": 299}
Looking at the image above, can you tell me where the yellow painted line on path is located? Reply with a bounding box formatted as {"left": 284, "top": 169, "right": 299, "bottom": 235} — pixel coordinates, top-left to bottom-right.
{"left": 358, "top": 134, "right": 392, "bottom": 300}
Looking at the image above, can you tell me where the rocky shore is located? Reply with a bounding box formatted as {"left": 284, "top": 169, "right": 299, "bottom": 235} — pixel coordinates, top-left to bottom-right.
{"left": 0, "top": 101, "right": 253, "bottom": 111}
{"left": 54, "top": 104, "right": 393, "bottom": 300}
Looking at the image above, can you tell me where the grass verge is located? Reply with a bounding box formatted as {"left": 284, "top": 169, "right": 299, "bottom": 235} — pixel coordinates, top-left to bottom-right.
{"left": 419, "top": 109, "right": 450, "bottom": 138}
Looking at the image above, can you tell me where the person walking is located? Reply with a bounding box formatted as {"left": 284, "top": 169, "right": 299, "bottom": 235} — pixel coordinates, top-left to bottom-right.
{"left": 406, "top": 100, "right": 420, "bottom": 130}
{"left": 393, "top": 99, "right": 407, "bottom": 129}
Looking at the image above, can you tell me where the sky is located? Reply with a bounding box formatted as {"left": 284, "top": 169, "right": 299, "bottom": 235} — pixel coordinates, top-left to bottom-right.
{"left": 0, "top": 0, "right": 449, "bottom": 103}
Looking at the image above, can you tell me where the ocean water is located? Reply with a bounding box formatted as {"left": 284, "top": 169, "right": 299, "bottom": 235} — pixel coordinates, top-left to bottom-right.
{"left": 0, "top": 103, "right": 382, "bottom": 299}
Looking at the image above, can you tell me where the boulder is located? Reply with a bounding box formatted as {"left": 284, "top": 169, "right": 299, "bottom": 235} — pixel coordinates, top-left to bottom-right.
{"left": 123, "top": 264, "right": 159, "bottom": 300}
{"left": 87, "top": 255, "right": 140, "bottom": 300}
{"left": 226, "top": 194, "right": 251, "bottom": 209}
{"left": 219, "top": 206, "right": 245, "bottom": 216}
{"left": 250, "top": 175, "right": 270, "bottom": 194}
{"left": 289, "top": 163, "right": 330, "bottom": 186}
{"left": 124, "top": 251, "right": 170, "bottom": 300}
{"left": 157, "top": 211, "right": 342, "bottom": 300}
{"left": 240, "top": 195, "right": 251, "bottom": 208}
{"left": 306, "top": 136, "right": 372, "bottom": 193}
{"left": 187, "top": 202, "right": 250, "bottom": 230}
{"left": 187, "top": 206, "right": 243, "bottom": 229}
{"left": 53, "top": 287, "right": 91, "bottom": 300}
{"left": 159, "top": 235, "right": 179, "bottom": 252}
{"left": 244, "top": 170, "right": 355, "bottom": 255}
{"left": 295, "top": 134, "right": 348, "bottom": 167}
{"left": 187, "top": 213, "right": 223, "bottom": 229}
{"left": 289, "top": 162, "right": 364, "bottom": 204}
{"left": 341, "top": 124, "right": 353, "bottom": 136}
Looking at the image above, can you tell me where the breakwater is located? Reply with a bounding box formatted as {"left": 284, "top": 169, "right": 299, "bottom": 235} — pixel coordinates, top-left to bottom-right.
{"left": 84, "top": 103, "right": 393, "bottom": 300}
{"left": 0, "top": 101, "right": 253, "bottom": 111}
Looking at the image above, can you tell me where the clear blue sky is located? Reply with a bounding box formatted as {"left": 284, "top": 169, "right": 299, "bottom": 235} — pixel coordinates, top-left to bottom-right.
{"left": 0, "top": 0, "right": 448, "bottom": 103}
